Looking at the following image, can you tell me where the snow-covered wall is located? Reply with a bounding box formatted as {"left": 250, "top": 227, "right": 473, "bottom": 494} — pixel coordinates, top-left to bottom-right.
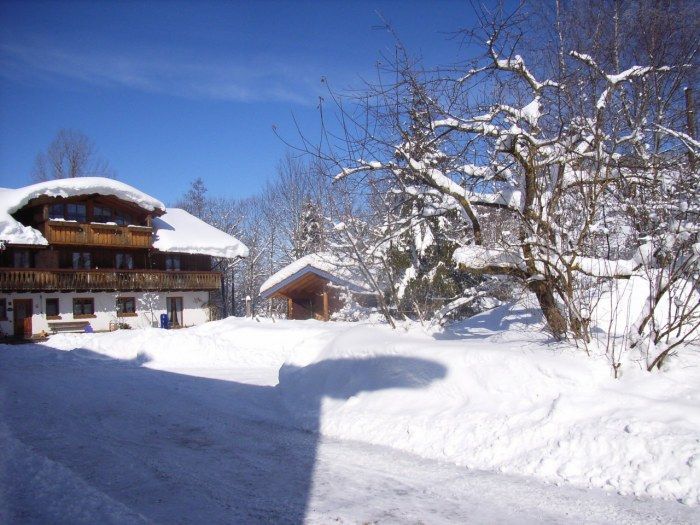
{"left": 0, "top": 291, "right": 210, "bottom": 336}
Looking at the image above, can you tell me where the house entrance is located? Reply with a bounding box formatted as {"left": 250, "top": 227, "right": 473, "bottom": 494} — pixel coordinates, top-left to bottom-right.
{"left": 13, "top": 299, "right": 33, "bottom": 338}
{"left": 167, "top": 297, "right": 183, "bottom": 327}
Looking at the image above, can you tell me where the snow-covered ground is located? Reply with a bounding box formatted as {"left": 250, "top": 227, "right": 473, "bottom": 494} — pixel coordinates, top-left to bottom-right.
{"left": 2, "top": 304, "right": 699, "bottom": 523}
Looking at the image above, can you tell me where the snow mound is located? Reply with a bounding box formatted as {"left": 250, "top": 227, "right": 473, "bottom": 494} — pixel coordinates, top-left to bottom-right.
{"left": 38, "top": 305, "right": 700, "bottom": 506}
{"left": 278, "top": 304, "right": 700, "bottom": 505}
{"left": 152, "top": 208, "right": 248, "bottom": 259}
{"left": 43, "top": 317, "right": 338, "bottom": 377}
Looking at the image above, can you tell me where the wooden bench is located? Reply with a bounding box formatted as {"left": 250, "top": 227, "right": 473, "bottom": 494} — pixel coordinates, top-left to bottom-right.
{"left": 48, "top": 320, "right": 91, "bottom": 333}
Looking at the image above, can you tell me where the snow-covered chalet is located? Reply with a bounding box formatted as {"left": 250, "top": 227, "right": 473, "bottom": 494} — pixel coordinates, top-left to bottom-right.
{"left": 0, "top": 177, "right": 248, "bottom": 338}
{"left": 259, "top": 252, "right": 375, "bottom": 320}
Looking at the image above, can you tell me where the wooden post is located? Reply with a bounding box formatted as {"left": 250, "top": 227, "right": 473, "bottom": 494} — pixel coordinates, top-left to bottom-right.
{"left": 220, "top": 273, "right": 228, "bottom": 318}
{"left": 287, "top": 297, "right": 293, "bottom": 319}
{"left": 245, "top": 295, "right": 252, "bottom": 317}
{"left": 322, "top": 290, "right": 329, "bottom": 322}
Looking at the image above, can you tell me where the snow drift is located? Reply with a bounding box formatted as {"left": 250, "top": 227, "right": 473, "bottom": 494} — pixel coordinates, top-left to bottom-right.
{"left": 40, "top": 305, "right": 700, "bottom": 505}
{"left": 277, "top": 305, "right": 700, "bottom": 506}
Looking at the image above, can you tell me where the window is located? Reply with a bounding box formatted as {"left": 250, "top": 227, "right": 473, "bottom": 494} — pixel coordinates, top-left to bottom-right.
{"left": 66, "top": 203, "right": 87, "bottom": 222}
{"left": 93, "top": 205, "right": 112, "bottom": 223}
{"left": 0, "top": 298, "right": 6, "bottom": 320}
{"left": 114, "top": 210, "right": 133, "bottom": 226}
{"left": 116, "top": 297, "right": 136, "bottom": 316}
{"left": 13, "top": 250, "right": 31, "bottom": 268}
{"left": 115, "top": 253, "right": 134, "bottom": 270}
{"left": 49, "top": 203, "right": 65, "bottom": 219}
{"left": 73, "top": 298, "right": 95, "bottom": 317}
{"left": 166, "top": 255, "right": 181, "bottom": 271}
{"left": 72, "top": 252, "right": 91, "bottom": 269}
{"left": 45, "top": 298, "right": 60, "bottom": 318}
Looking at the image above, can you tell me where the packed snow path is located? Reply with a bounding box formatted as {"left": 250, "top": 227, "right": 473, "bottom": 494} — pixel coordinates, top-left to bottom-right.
{"left": 1, "top": 344, "right": 697, "bottom": 524}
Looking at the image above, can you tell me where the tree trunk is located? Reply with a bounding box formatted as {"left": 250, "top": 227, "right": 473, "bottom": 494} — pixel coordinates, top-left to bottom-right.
{"left": 529, "top": 280, "right": 567, "bottom": 340}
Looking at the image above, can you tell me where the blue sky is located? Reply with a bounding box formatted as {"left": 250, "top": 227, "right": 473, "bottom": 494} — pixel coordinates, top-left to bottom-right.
{"left": 0, "top": 0, "right": 483, "bottom": 204}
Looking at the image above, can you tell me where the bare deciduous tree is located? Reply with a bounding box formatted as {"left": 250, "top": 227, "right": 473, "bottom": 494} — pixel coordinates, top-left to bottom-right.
{"left": 31, "top": 129, "right": 115, "bottom": 181}
{"left": 292, "top": 0, "right": 698, "bottom": 372}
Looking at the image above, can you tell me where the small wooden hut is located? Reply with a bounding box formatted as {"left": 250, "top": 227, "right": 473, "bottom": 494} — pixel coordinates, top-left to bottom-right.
{"left": 259, "top": 253, "right": 374, "bottom": 321}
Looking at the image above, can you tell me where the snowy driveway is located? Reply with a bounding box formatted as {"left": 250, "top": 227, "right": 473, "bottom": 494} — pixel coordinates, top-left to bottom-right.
{"left": 1, "top": 343, "right": 697, "bottom": 524}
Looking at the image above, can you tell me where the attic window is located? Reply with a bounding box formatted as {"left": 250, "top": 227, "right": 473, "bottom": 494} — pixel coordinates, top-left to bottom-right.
{"left": 114, "top": 210, "right": 133, "bottom": 226}
{"left": 66, "top": 203, "right": 86, "bottom": 222}
{"left": 49, "top": 203, "right": 64, "bottom": 219}
{"left": 93, "top": 205, "right": 112, "bottom": 223}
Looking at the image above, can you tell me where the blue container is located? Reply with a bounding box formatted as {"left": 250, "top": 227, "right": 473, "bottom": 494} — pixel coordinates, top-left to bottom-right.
{"left": 160, "top": 313, "right": 170, "bottom": 329}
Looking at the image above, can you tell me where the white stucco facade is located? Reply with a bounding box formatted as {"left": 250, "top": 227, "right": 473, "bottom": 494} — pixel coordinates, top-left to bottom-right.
{"left": 0, "top": 290, "right": 211, "bottom": 336}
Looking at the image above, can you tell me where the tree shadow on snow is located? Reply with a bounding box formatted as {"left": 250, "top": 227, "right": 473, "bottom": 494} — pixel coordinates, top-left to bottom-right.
{"left": 0, "top": 343, "right": 445, "bottom": 524}
{"left": 434, "top": 303, "right": 546, "bottom": 341}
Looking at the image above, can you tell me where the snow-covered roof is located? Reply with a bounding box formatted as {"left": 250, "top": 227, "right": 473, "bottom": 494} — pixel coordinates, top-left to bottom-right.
{"left": 259, "top": 252, "right": 371, "bottom": 298}
{"left": 0, "top": 177, "right": 165, "bottom": 246}
{"left": 0, "top": 189, "right": 48, "bottom": 246}
{"left": 152, "top": 208, "right": 248, "bottom": 259}
{"left": 0, "top": 179, "right": 248, "bottom": 260}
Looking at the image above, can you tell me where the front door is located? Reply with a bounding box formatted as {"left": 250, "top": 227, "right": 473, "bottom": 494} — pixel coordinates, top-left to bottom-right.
{"left": 13, "top": 299, "right": 33, "bottom": 338}
{"left": 166, "top": 297, "right": 183, "bottom": 328}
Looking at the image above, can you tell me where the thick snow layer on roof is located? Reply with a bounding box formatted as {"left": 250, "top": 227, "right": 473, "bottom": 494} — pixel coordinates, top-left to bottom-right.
{"left": 0, "top": 188, "right": 48, "bottom": 245}
{"left": 0, "top": 177, "right": 165, "bottom": 245}
{"left": 152, "top": 208, "right": 248, "bottom": 259}
{"left": 5, "top": 177, "right": 165, "bottom": 213}
{"left": 260, "top": 252, "right": 370, "bottom": 297}
{"left": 0, "top": 180, "right": 247, "bottom": 258}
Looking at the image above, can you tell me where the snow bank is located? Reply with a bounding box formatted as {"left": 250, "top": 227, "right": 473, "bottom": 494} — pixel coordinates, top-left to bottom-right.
{"left": 152, "top": 208, "right": 249, "bottom": 259}
{"left": 0, "top": 177, "right": 164, "bottom": 245}
{"left": 40, "top": 306, "right": 700, "bottom": 505}
{"left": 43, "top": 317, "right": 338, "bottom": 380}
{"left": 277, "top": 304, "right": 700, "bottom": 505}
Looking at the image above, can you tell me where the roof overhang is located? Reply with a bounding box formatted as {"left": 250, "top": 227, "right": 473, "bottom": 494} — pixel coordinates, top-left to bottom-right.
{"left": 259, "top": 264, "right": 370, "bottom": 300}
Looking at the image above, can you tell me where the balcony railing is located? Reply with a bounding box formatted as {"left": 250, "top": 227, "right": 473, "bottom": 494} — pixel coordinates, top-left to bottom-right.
{"left": 43, "top": 221, "right": 153, "bottom": 248}
{"left": 0, "top": 269, "right": 221, "bottom": 292}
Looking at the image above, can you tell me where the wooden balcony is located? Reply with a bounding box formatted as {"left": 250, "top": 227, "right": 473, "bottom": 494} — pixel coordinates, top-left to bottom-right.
{"left": 43, "top": 220, "right": 153, "bottom": 248}
{"left": 0, "top": 268, "right": 221, "bottom": 292}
